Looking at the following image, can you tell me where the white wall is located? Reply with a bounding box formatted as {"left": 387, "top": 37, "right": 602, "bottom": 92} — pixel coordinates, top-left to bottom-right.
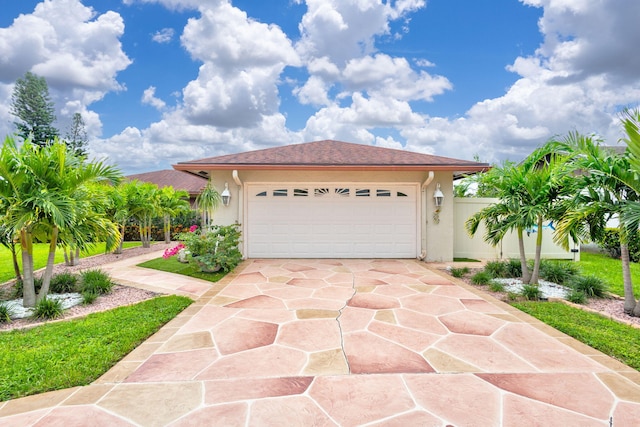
{"left": 453, "top": 197, "right": 580, "bottom": 261}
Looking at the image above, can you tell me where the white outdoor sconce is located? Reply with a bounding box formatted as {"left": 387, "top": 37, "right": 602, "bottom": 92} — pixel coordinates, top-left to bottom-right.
{"left": 221, "top": 182, "right": 231, "bottom": 206}
{"left": 433, "top": 183, "right": 444, "bottom": 208}
{"left": 433, "top": 183, "right": 444, "bottom": 224}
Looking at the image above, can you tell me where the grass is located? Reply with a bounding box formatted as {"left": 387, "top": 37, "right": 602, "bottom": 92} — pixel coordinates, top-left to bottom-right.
{"left": 0, "top": 295, "right": 192, "bottom": 401}
{"left": 577, "top": 252, "right": 640, "bottom": 298}
{"left": 0, "top": 242, "right": 143, "bottom": 284}
{"left": 513, "top": 301, "right": 640, "bottom": 371}
{"left": 137, "top": 257, "right": 226, "bottom": 283}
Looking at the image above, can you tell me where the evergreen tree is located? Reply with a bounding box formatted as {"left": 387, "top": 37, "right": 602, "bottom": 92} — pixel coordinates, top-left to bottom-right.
{"left": 66, "top": 112, "right": 88, "bottom": 156}
{"left": 10, "top": 71, "right": 58, "bottom": 146}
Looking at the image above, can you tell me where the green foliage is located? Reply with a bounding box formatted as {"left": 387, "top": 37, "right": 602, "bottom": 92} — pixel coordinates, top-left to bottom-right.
{"left": 505, "top": 258, "right": 523, "bottom": 278}
{"left": 179, "top": 224, "right": 242, "bottom": 273}
{"left": 513, "top": 301, "right": 640, "bottom": 371}
{"left": 0, "top": 295, "right": 192, "bottom": 401}
{"left": 566, "top": 289, "right": 587, "bottom": 304}
{"left": 578, "top": 252, "right": 639, "bottom": 298}
{"left": 539, "top": 260, "right": 580, "bottom": 285}
{"left": 471, "top": 271, "right": 493, "bottom": 285}
{"left": 521, "top": 284, "right": 543, "bottom": 301}
{"left": 49, "top": 272, "right": 79, "bottom": 294}
{"left": 0, "top": 302, "right": 14, "bottom": 323}
{"left": 81, "top": 291, "right": 99, "bottom": 305}
{"left": 570, "top": 275, "right": 609, "bottom": 298}
{"left": 65, "top": 112, "right": 88, "bottom": 156}
{"left": 596, "top": 228, "right": 640, "bottom": 262}
{"left": 10, "top": 71, "right": 58, "bottom": 145}
{"left": 484, "top": 260, "right": 507, "bottom": 278}
{"left": 79, "top": 269, "right": 114, "bottom": 295}
{"left": 450, "top": 267, "right": 470, "bottom": 278}
{"left": 31, "top": 298, "right": 64, "bottom": 320}
{"left": 488, "top": 281, "right": 506, "bottom": 292}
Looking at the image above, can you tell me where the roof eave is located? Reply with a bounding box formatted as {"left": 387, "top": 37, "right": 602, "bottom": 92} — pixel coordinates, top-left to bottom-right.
{"left": 173, "top": 163, "right": 490, "bottom": 172}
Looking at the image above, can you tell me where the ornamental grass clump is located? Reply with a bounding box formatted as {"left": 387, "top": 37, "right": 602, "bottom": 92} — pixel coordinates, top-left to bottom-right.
{"left": 0, "top": 302, "right": 14, "bottom": 323}
{"left": 471, "top": 271, "right": 493, "bottom": 285}
{"left": 570, "top": 275, "right": 609, "bottom": 298}
{"left": 80, "top": 269, "right": 114, "bottom": 295}
{"left": 31, "top": 297, "right": 64, "bottom": 320}
{"left": 539, "top": 260, "right": 579, "bottom": 285}
{"left": 50, "top": 272, "right": 79, "bottom": 294}
{"left": 450, "top": 266, "right": 470, "bottom": 278}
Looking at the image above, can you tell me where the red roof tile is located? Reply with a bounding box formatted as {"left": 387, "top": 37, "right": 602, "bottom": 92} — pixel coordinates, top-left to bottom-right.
{"left": 126, "top": 170, "right": 208, "bottom": 194}
{"left": 173, "top": 140, "right": 489, "bottom": 172}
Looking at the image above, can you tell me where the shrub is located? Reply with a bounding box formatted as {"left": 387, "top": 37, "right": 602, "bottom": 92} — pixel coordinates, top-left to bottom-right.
{"left": 31, "top": 298, "right": 64, "bottom": 320}
{"left": 521, "top": 284, "right": 543, "bottom": 301}
{"left": 484, "top": 260, "right": 507, "bottom": 278}
{"left": 471, "top": 271, "right": 493, "bottom": 285}
{"left": 50, "top": 272, "right": 79, "bottom": 294}
{"left": 595, "top": 228, "right": 640, "bottom": 262}
{"left": 80, "top": 269, "right": 114, "bottom": 295}
{"left": 178, "top": 224, "right": 242, "bottom": 273}
{"left": 505, "top": 259, "right": 523, "bottom": 278}
{"left": 566, "top": 289, "right": 587, "bottom": 304}
{"left": 539, "top": 260, "right": 579, "bottom": 285}
{"left": 0, "top": 303, "right": 14, "bottom": 323}
{"left": 570, "top": 275, "right": 609, "bottom": 298}
{"left": 450, "top": 267, "right": 470, "bottom": 278}
{"left": 81, "top": 291, "right": 99, "bottom": 305}
{"left": 488, "top": 281, "right": 505, "bottom": 292}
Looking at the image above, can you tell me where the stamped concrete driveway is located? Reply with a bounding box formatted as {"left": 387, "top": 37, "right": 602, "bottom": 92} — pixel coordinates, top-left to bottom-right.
{"left": 1, "top": 258, "right": 640, "bottom": 426}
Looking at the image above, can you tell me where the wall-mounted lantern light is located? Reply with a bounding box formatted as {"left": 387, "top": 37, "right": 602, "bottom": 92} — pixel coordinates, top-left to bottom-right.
{"left": 433, "top": 183, "right": 444, "bottom": 208}
{"left": 221, "top": 182, "right": 231, "bottom": 207}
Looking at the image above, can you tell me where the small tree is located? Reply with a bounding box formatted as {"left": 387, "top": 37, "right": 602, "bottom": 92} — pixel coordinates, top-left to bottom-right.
{"left": 158, "top": 186, "right": 191, "bottom": 243}
{"left": 196, "top": 180, "right": 221, "bottom": 230}
{"left": 65, "top": 112, "right": 88, "bottom": 157}
{"left": 10, "top": 72, "right": 59, "bottom": 146}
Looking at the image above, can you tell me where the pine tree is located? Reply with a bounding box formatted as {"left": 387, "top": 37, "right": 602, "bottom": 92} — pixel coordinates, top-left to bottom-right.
{"left": 66, "top": 112, "right": 88, "bottom": 157}
{"left": 10, "top": 71, "right": 59, "bottom": 146}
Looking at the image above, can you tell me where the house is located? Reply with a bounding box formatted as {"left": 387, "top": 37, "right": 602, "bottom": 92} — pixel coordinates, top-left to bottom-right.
{"left": 125, "top": 169, "right": 208, "bottom": 206}
{"left": 173, "top": 140, "right": 489, "bottom": 261}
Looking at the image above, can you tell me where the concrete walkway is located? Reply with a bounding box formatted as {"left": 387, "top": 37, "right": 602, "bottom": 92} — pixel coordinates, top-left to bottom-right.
{"left": 1, "top": 254, "right": 640, "bottom": 426}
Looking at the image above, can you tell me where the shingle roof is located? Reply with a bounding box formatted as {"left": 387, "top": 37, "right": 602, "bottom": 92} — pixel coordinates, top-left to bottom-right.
{"left": 126, "top": 170, "right": 208, "bottom": 194}
{"left": 173, "top": 140, "right": 489, "bottom": 172}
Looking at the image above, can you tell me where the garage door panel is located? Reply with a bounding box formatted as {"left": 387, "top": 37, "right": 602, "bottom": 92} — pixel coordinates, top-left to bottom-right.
{"left": 248, "top": 184, "right": 417, "bottom": 258}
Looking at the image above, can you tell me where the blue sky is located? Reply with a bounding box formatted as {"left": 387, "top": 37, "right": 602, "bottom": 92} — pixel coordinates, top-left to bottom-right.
{"left": 1, "top": 0, "right": 639, "bottom": 174}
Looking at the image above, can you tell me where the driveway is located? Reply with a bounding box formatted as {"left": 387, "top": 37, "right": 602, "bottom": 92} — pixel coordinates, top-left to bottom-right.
{"left": 1, "top": 258, "right": 640, "bottom": 426}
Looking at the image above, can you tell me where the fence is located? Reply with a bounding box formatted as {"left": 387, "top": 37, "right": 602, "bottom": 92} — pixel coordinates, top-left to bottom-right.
{"left": 453, "top": 198, "right": 579, "bottom": 261}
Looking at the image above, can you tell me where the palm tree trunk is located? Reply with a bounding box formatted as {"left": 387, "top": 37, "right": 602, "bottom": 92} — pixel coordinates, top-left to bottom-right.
{"left": 621, "top": 243, "right": 638, "bottom": 315}
{"left": 164, "top": 214, "right": 171, "bottom": 243}
{"left": 9, "top": 243, "right": 22, "bottom": 282}
{"left": 529, "top": 216, "right": 544, "bottom": 284}
{"left": 517, "top": 227, "right": 531, "bottom": 282}
{"left": 20, "top": 229, "right": 36, "bottom": 308}
{"left": 37, "top": 226, "right": 58, "bottom": 302}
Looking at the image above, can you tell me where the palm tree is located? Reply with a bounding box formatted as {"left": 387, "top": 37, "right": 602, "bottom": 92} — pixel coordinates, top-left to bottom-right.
{"left": 466, "top": 145, "right": 568, "bottom": 284}
{"left": 196, "top": 180, "right": 221, "bottom": 230}
{"left": 157, "top": 186, "right": 190, "bottom": 243}
{"left": 0, "top": 137, "right": 121, "bottom": 307}
{"left": 466, "top": 161, "right": 533, "bottom": 283}
{"left": 124, "top": 180, "right": 159, "bottom": 248}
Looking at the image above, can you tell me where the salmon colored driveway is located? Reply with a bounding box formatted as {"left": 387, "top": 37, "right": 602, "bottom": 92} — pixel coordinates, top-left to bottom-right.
{"left": 1, "top": 255, "right": 640, "bottom": 426}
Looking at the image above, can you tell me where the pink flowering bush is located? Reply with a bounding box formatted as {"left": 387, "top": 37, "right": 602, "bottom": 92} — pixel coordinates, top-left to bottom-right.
{"left": 189, "top": 225, "right": 198, "bottom": 233}
{"left": 163, "top": 243, "right": 185, "bottom": 259}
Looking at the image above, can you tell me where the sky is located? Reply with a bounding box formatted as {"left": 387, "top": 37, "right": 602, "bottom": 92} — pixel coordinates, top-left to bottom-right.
{"left": 1, "top": 0, "right": 639, "bottom": 175}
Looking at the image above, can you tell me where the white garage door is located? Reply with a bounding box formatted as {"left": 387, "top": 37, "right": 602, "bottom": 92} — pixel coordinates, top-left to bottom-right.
{"left": 247, "top": 184, "right": 418, "bottom": 258}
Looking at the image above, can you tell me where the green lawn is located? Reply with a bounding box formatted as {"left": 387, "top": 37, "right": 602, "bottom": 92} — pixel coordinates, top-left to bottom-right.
{"left": 0, "top": 242, "right": 142, "bottom": 284}
{"left": 577, "top": 252, "right": 640, "bottom": 298}
{"left": 513, "top": 301, "right": 640, "bottom": 371}
{"left": 0, "top": 295, "right": 192, "bottom": 401}
{"left": 137, "top": 257, "right": 226, "bottom": 283}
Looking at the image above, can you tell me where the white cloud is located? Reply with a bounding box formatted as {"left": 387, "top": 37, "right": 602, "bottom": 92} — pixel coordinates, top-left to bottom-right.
{"left": 0, "top": 0, "right": 131, "bottom": 139}
{"left": 142, "top": 86, "right": 167, "bottom": 110}
{"left": 152, "top": 28, "right": 175, "bottom": 43}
